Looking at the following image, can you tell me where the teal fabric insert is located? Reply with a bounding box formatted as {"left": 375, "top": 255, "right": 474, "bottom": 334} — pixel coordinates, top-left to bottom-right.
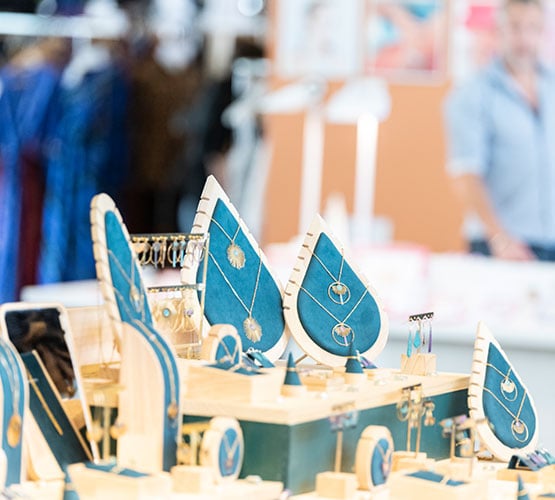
{"left": 84, "top": 460, "right": 149, "bottom": 478}
{"left": 0, "top": 342, "right": 25, "bottom": 486}
{"left": 22, "top": 352, "right": 90, "bottom": 468}
{"left": 105, "top": 211, "right": 180, "bottom": 471}
{"left": 370, "top": 438, "right": 390, "bottom": 486}
{"left": 538, "top": 494, "right": 555, "bottom": 498}
{"left": 218, "top": 428, "right": 241, "bottom": 477}
{"left": 208, "top": 359, "right": 261, "bottom": 376}
{"left": 407, "top": 470, "right": 466, "bottom": 486}
{"left": 215, "top": 335, "right": 240, "bottom": 364}
{"left": 199, "top": 199, "right": 285, "bottom": 352}
{"left": 246, "top": 349, "right": 274, "bottom": 368}
{"left": 483, "top": 343, "right": 536, "bottom": 448}
{"left": 297, "top": 233, "right": 382, "bottom": 356}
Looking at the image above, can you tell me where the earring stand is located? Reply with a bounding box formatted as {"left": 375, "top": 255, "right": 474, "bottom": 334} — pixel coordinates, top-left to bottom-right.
{"left": 131, "top": 233, "right": 210, "bottom": 358}
{"left": 401, "top": 312, "right": 436, "bottom": 376}
{"left": 393, "top": 384, "right": 435, "bottom": 471}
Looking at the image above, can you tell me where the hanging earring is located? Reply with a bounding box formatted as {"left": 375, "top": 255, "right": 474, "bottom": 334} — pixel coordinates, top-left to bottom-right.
{"left": 86, "top": 392, "right": 104, "bottom": 443}
{"left": 407, "top": 321, "right": 414, "bottom": 357}
{"left": 413, "top": 320, "right": 422, "bottom": 350}
{"left": 168, "top": 238, "right": 180, "bottom": 268}
{"left": 109, "top": 418, "right": 127, "bottom": 440}
{"left": 396, "top": 390, "right": 410, "bottom": 421}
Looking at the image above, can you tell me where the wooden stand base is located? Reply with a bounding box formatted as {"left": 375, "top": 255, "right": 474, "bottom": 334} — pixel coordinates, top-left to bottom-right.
{"left": 400, "top": 353, "right": 436, "bottom": 376}
{"left": 4, "top": 480, "right": 65, "bottom": 500}
{"left": 434, "top": 458, "right": 478, "bottom": 482}
{"left": 344, "top": 372, "right": 366, "bottom": 386}
{"left": 392, "top": 451, "right": 434, "bottom": 472}
{"left": 171, "top": 465, "right": 214, "bottom": 494}
{"left": 497, "top": 467, "right": 542, "bottom": 484}
{"left": 282, "top": 384, "right": 308, "bottom": 397}
{"left": 315, "top": 472, "right": 358, "bottom": 499}
{"left": 67, "top": 463, "right": 172, "bottom": 500}
{"left": 389, "top": 472, "right": 487, "bottom": 500}
{"left": 186, "top": 364, "right": 283, "bottom": 403}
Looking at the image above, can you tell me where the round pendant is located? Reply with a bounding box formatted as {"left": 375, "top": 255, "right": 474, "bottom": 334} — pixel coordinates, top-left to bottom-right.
{"left": 109, "top": 420, "right": 127, "bottom": 439}
{"left": 226, "top": 456, "right": 234, "bottom": 470}
{"left": 501, "top": 378, "right": 517, "bottom": 401}
{"left": 167, "top": 401, "right": 179, "bottom": 420}
{"left": 227, "top": 243, "right": 246, "bottom": 269}
{"left": 328, "top": 281, "right": 351, "bottom": 305}
{"left": 86, "top": 421, "right": 104, "bottom": 443}
{"left": 243, "top": 317, "right": 262, "bottom": 342}
{"left": 7, "top": 413, "right": 22, "bottom": 447}
{"left": 511, "top": 419, "right": 529, "bottom": 443}
{"left": 332, "top": 323, "right": 355, "bottom": 347}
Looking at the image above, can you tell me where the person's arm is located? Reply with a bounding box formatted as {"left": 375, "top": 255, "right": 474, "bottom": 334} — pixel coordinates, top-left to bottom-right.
{"left": 452, "top": 173, "right": 535, "bottom": 260}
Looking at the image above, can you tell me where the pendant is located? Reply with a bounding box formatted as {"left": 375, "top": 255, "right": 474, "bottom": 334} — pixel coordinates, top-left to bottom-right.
{"left": 109, "top": 420, "right": 127, "bottom": 440}
{"left": 227, "top": 243, "right": 246, "bottom": 269}
{"left": 86, "top": 420, "right": 104, "bottom": 443}
{"left": 511, "top": 419, "right": 529, "bottom": 442}
{"left": 7, "top": 413, "right": 22, "bottom": 447}
{"left": 381, "top": 450, "right": 391, "bottom": 477}
{"left": 167, "top": 401, "right": 179, "bottom": 420}
{"left": 225, "top": 456, "right": 234, "bottom": 470}
{"left": 501, "top": 378, "right": 517, "bottom": 401}
{"left": 328, "top": 281, "right": 351, "bottom": 305}
{"left": 177, "top": 442, "right": 191, "bottom": 464}
{"left": 332, "top": 323, "right": 355, "bottom": 347}
{"left": 243, "top": 317, "right": 262, "bottom": 342}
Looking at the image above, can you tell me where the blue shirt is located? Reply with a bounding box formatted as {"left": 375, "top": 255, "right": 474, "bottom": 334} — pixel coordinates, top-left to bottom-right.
{"left": 444, "top": 59, "right": 555, "bottom": 246}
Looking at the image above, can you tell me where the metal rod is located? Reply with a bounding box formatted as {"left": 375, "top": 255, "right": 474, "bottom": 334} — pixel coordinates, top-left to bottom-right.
{"left": 334, "top": 430, "right": 343, "bottom": 473}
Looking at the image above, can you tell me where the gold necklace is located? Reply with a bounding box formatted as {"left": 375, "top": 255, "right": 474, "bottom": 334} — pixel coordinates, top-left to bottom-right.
{"left": 298, "top": 284, "right": 368, "bottom": 347}
{"left": 0, "top": 342, "right": 22, "bottom": 447}
{"left": 375, "top": 440, "right": 392, "bottom": 476}
{"left": 482, "top": 385, "right": 529, "bottom": 442}
{"left": 112, "top": 288, "right": 179, "bottom": 422}
{"left": 107, "top": 249, "right": 146, "bottom": 321}
{"left": 486, "top": 363, "right": 518, "bottom": 402}
{"left": 27, "top": 370, "right": 64, "bottom": 436}
{"left": 208, "top": 251, "right": 263, "bottom": 342}
{"left": 210, "top": 217, "right": 245, "bottom": 269}
{"left": 222, "top": 430, "right": 240, "bottom": 470}
{"left": 309, "top": 247, "right": 351, "bottom": 305}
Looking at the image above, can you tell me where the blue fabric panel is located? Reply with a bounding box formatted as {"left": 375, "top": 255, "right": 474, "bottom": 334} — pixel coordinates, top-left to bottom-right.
{"left": 22, "top": 352, "right": 90, "bottom": 468}
{"left": 0, "top": 343, "right": 25, "bottom": 486}
{"left": 407, "top": 470, "right": 466, "bottom": 486}
{"left": 199, "top": 199, "right": 285, "bottom": 352}
{"left": 83, "top": 460, "right": 149, "bottom": 478}
{"left": 104, "top": 211, "right": 180, "bottom": 471}
{"left": 218, "top": 428, "right": 241, "bottom": 477}
{"left": 370, "top": 437, "right": 390, "bottom": 486}
{"left": 297, "top": 233, "right": 382, "bottom": 356}
{"left": 208, "top": 359, "right": 261, "bottom": 376}
{"left": 483, "top": 343, "right": 536, "bottom": 447}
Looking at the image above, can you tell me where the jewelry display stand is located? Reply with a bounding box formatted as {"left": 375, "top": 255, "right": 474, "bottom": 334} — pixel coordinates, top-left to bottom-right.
{"left": 90, "top": 193, "right": 181, "bottom": 473}
{"left": 181, "top": 175, "right": 289, "bottom": 361}
{"left": 283, "top": 215, "right": 388, "bottom": 367}
{"left": 0, "top": 338, "right": 27, "bottom": 486}
{"left": 468, "top": 322, "right": 539, "bottom": 461}
{"left": 400, "top": 313, "right": 436, "bottom": 376}
{"left": 355, "top": 426, "right": 393, "bottom": 491}
{"left": 130, "top": 232, "right": 209, "bottom": 358}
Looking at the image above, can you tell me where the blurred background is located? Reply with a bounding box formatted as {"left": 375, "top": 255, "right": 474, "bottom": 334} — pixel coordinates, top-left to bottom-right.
{"left": 1, "top": 0, "right": 555, "bottom": 448}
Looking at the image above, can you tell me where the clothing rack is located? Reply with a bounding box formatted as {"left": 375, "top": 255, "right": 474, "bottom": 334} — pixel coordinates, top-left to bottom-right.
{"left": 0, "top": 12, "right": 126, "bottom": 39}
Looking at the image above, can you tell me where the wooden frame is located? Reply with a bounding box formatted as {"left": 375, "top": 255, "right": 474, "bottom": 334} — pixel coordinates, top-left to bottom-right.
{"left": 200, "top": 324, "right": 242, "bottom": 365}
{"left": 182, "top": 175, "right": 289, "bottom": 362}
{"left": 467, "top": 322, "right": 539, "bottom": 461}
{"left": 355, "top": 425, "right": 394, "bottom": 490}
{"left": 283, "top": 215, "right": 389, "bottom": 366}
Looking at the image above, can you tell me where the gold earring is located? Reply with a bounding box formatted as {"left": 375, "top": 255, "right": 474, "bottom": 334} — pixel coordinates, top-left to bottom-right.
{"left": 424, "top": 401, "right": 435, "bottom": 426}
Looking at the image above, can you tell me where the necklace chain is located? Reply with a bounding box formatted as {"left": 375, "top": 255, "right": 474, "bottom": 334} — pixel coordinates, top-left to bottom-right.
{"left": 208, "top": 251, "right": 262, "bottom": 316}
{"left": 210, "top": 217, "right": 241, "bottom": 245}
{"left": 222, "top": 430, "right": 240, "bottom": 458}
{"left": 218, "top": 336, "right": 240, "bottom": 364}
{"left": 299, "top": 284, "right": 368, "bottom": 325}
{"left": 309, "top": 247, "right": 345, "bottom": 283}
{"left": 486, "top": 363, "right": 513, "bottom": 380}
{"left": 482, "top": 385, "right": 527, "bottom": 421}
{"left": 108, "top": 249, "right": 146, "bottom": 322}
{"left": 0, "top": 340, "right": 20, "bottom": 412}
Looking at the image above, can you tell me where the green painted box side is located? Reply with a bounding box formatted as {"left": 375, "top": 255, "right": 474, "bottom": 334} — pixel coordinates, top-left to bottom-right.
{"left": 184, "top": 389, "right": 469, "bottom": 494}
{"left": 240, "top": 389, "right": 468, "bottom": 494}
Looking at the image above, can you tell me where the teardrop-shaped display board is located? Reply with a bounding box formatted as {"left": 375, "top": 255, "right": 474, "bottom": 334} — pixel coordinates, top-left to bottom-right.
{"left": 468, "top": 322, "right": 539, "bottom": 461}
{"left": 90, "top": 193, "right": 181, "bottom": 471}
{"left": 181, "top": 175, "right": 289, "bottom": 362}
{"left": 283, "top": 215, "right": 388, "bottom": 367}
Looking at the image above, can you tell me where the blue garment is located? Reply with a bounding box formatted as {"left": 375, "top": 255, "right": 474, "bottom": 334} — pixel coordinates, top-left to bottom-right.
{"left": 444, "top": 59, "right": 555, "bottom": 246}
{"left": 0, "top": 64, "right": 60, "bottom": 303}
{"left": 39, "top": 64, "right": 129, "bottom": 284}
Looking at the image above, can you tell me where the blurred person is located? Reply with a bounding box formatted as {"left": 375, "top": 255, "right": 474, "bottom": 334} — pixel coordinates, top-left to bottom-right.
{"left": 444, "top": 0, "right": 555, "bottom": 261}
